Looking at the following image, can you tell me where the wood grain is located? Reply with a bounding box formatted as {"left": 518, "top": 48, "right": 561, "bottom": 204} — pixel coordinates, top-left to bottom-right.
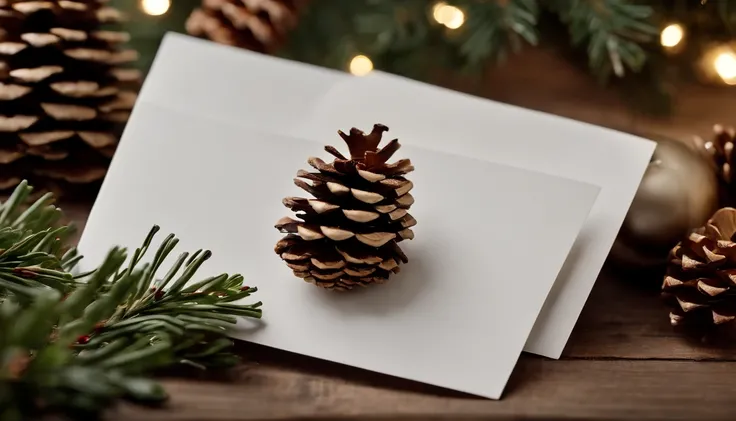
{"left": 564, "top": 267, "right": 736, "bottom": 360}
{"left": 110, "top": 357, "right": 736, "bottom": 421}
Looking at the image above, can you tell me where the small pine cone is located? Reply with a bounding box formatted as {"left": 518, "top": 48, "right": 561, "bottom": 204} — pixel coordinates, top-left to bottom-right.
{"left": 186, "top": 0, "right": 307, "bottom": 53}
{"left": 663, "top": 207, "right": 736, "bottom": 327}
{"left": 275, "top": 124, "right": 416, "bottom": 291}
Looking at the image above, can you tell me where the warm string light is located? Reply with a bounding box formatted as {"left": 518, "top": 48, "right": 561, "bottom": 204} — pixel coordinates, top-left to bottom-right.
{"left": 349, "top": 55, "right": 373, "bottom": 76}
{"left": 432, "top": 2, "right": 465, "bottom": 29}
{"left": 140, "top": 0, "right": 171, "bottom": 16}
{"left": 714, "top": 50, "right": 736, "bottom": 85}
{"left": 660, "top": 23, "right": 684, "bottom": 48}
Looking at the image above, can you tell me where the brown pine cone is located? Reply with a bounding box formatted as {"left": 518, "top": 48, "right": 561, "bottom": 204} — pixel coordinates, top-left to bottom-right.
{"left": 0, "top": 0, "right": 140, "bottom": 195}
{"left": 185, "top": 0, "right": 307, "bottom": 53}
{"left": 694, "top": 124, "right": 736, "bottom": 189}
{"left": 274, "top": 124, "right": 416, "bottom": 291}
{"left": 663, "top": 207, "right": 736, "bottom": 327}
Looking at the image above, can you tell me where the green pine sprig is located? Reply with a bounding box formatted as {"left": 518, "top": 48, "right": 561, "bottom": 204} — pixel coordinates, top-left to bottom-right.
{"left": 281, "top": 0, "right": 656, "bottom": 80}
{"left": 550, "top": 0, "right": 657, "bottom": 81}
{"left": 1, "top": 290, "right": 167, "bottom": 421}
{"left": 0, "top": 181, "right": 263, "bottom": 420}
{"left": 0, "top": 181, "right": 80, "bottom": 301}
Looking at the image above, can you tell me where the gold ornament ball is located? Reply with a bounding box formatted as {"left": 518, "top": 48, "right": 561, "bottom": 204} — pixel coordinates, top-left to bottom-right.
{"left": 610, "top": 135, "right": 719, "bottom": 269}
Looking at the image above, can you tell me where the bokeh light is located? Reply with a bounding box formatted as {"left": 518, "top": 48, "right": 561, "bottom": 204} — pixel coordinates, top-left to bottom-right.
{"left": 140, "top": 0, "right": 171, "bottom": 16}
{"left": 349, "top": 55, "right": 373, "bottom": 76}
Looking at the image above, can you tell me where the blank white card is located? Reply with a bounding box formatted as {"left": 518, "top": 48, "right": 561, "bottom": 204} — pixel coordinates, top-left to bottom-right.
{"left": 78, "top": 99, "right": 598, "bottom": 399}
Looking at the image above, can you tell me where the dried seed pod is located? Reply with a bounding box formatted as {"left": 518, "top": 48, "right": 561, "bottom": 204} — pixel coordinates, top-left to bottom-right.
{"left": 186, "top": 0, "right": 308, "bottom": 53}
{"left": 663, "top": 207, "right": 736, "bottom": 328}
{"left": 0, "top": 0, "right": 141, "bottom": 195}
{"left": 275, "top": 124, "right": 416, "bottom": 290}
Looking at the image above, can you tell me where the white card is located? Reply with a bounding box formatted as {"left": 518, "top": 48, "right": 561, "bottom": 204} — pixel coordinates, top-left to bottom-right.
{"left": 296, "top": 73, "right": 656, "bottom": 358}
{"left": 78, "top": 100, "right": 598, "bottom": 399}
{"left": 129, "top": 33, "right": 655, "bottom": 358}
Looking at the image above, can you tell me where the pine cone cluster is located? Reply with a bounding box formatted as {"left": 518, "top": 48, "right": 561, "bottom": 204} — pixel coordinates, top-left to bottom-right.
{"left": 663, "top": 207, "right": 736, "bottom": 327}
{"left": 186, "top": 0, "right": 307, "bottom": 53}
{"left": 274, "top": 124, "right": 416, "bottom": 291}
{"left": 0, "top": 0, "right": 139, "bottom": 195}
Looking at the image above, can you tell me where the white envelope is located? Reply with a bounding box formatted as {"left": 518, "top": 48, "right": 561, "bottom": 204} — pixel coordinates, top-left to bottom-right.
{"left": 78, "top": 99, "right": 598, "bottom": 399}
{"left": 133, "top": 33, "right": 655, "bottom": 359}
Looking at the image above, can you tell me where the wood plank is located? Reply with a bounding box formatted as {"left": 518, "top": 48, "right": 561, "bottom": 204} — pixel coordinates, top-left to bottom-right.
{"left": 563, "top": 264, "right": 736, "bottom": 360}
{"left": 109, "top": 355, "right": 736, "bottom": 421}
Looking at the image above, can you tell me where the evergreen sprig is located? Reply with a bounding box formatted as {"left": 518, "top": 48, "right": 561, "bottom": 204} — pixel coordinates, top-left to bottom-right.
{"left": 281, "top": 0, "right": 656, "bottom": 81}
{"left": 1, "top": 290, "right": 166, "bottom": 421}
{"left": 551, "top": 0, "right": 657, "bottom": 80}
{"left": 0, "top": 181, "right": 263, "bottom": 420}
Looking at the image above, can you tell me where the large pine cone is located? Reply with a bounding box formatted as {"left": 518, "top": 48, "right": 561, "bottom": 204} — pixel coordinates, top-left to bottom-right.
{"left": 0, "top": 1, "right": 139, "bottom": 194}
{"left": 663, "top": 207, "right": 736, "bottom": 327}
{"left": 275, "top": 124, "right": 416, "bottom": 291}
{"left": 186, "top": 0, "right": 307, "bottom": 53}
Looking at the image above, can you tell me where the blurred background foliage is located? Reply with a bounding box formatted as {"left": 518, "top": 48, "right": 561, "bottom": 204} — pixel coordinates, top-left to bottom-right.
{"left": 114, "top": 0, "right": 736, "bottom": 116}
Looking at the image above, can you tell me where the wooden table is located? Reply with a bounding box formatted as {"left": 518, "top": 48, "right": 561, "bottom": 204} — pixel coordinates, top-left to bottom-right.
{"left": 60, "top": 199, "right": 736, "bottom": 421}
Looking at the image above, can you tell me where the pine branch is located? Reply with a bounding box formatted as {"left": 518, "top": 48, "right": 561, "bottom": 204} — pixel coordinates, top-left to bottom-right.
{"left": 0, "top": 180, "right": 264, "bottom": 419}
{"left": 452, "top": 0, "right": 539, "bottom": 67}
{"left": 0, "top": 226, "right": 78, "bottom": 303}
{"left": 0, "top": 180, "right": 66, "bottom": 235}
{"left": 0, "top": 182, "right": 82, "bottom": 301}
{"left": 65, "top": 225, "right": 263, "bottom": 371}
{"left": 1, "top": 290, "right": 166, "bottom": 420}
{"left": 549, "top": 0, "right": 657, "bottom": 81}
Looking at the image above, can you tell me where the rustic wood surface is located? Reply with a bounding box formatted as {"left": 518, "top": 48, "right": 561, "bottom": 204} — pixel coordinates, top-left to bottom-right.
{"left": 62, "top": 48, "right": 736, "bottom": 421}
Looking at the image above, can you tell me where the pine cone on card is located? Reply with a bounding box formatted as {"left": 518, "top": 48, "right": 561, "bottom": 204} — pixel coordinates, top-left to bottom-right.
{"left": 275, "top": 124, "right": 417, "bottom": 291}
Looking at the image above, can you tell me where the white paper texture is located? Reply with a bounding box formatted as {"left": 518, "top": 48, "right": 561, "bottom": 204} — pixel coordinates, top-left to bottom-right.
{"left": 78, "top": 100, "right": 598, "bottom": 399}
{"left": 137, "top": 34, "right": 348, "bottom": 134}
{"left": 129, "top": 33, "right": 655, "bottom": 359}
{"left": 295, "top": 72, "right": 656, "bottom": 359}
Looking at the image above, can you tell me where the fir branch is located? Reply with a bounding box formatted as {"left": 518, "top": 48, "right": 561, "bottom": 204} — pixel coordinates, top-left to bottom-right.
{"left": 0, "top": 180, "right": 66, "bottom": 235}
{"left": 60, "top": 225, "right": 263, "bottom": 372}
{"left": 0, "top": 226, "right": 77, "bottom": 301}
{"left": 550, "top": 0, "right": 657, "bottom": 80}
{"left": 283, "top": 0, "right": 659, "bottom": 92}
{"left": 1, "top": 180, "right": 264, "bottom": 419}
{"left": 0, "top": 182, "right": 81, "bottom": 300}
{"left": 0, "top": 290, "right": 167, "bottom": 421}
{"left": 452, "top": 0, "right": 540, "bottom": 66}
